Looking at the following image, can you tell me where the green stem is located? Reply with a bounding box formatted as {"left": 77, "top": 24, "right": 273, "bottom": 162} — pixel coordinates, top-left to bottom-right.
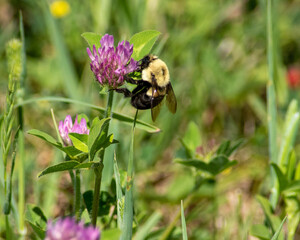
{"left": 128, "top": 110, "right": 138, "bottom": 177}
{"left": 266, "top": 0, "right": 278, "bottom": 209}
{"left": 74, "top": 170, "right": 81, "bottom": 220}
{"left": 69, "top": 170, "right": 75, "bottom": 187}
{"left": 159, "top": 196, "right": 193, "bottom": 240}
{"left": 91, "top": 161, "right": 104, "bottom": 225}
{"left": 5, "top": 215, "right": 12, "bottom": 240}
{"left": 18, "top": 13, "right": 26, "bottom": 230}
{"left": 91, "top": 90, "right": 114, "bottom": 226}
{"left": 18, "top": 129, "right": 25, "bottom": 238}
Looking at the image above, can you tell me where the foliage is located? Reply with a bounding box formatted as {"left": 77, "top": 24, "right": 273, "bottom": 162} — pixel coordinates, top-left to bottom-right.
{"left": 1, "top": 0, "right": 300, "bottom": 239}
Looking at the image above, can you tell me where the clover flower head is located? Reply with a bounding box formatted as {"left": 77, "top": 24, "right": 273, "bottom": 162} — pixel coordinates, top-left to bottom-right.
{"left": 58, "top": 115, "right": 89, "bottom": 146}
{"left": 45, "top": 217, "right": 100, "bottom": 240}
{"left": 87, "top": 34, "right": 138, "bottom": 88}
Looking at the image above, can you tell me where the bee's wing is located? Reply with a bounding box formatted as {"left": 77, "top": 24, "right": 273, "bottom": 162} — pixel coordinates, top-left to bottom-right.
{"left": 166, "top": 83, "right": 177, "bottom": 114}
{"left": 151, "top": 99, "right": 163, "bottom": 122}
{"left": 150, "top": 85, "right": 162, "bottom": 122}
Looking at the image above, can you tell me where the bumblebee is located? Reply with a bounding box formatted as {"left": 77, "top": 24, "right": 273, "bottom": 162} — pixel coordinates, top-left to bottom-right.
{"left": 115, "top": 55, "right": 177, "bottom": 121}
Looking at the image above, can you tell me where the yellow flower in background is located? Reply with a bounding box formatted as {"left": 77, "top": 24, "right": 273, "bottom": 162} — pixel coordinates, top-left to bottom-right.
{"left": 50, "top": 0, "right": 70, "bottom": 18}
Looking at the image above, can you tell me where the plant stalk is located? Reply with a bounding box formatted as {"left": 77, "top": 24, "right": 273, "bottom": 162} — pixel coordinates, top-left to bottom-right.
{"left": 17, "top": 131, "right": 25, "bottom": 237}
{"left": 266, "top": 0, "right": 279, "bottom": 209}
{"left": 18, "top": 13, "right": 26, "bottom": 235}
{"left": 74, "top": 169, "right": 81, "bottom": 220}
{"left": 91, "top": 90, "right": 114, "bottom": 226}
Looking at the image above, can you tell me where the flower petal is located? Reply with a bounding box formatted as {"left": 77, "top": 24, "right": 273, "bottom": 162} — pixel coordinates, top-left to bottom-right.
{"left": 87, "top": 34, "right": 138, "bottom": 88}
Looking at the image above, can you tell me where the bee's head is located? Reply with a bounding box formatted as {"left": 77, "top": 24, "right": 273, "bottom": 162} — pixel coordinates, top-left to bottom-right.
{"left": 138, "top": 55, "right": 158, "bottom": 71}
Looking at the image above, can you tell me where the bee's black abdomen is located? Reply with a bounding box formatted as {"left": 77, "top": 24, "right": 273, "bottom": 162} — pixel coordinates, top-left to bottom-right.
{"left": 131, "top": 93, "right": 151, "bottom": 109}
{"left": 131, "top": 93, "right": 164, "bottom": 110}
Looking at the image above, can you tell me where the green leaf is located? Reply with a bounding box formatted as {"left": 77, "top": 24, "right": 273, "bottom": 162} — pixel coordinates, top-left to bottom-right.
{"left": 17, "top": 97, "right": 161, "bottom": 133}
{"left": 283, "top": 100, "right": 298, "bottom": 133}
{"left": 226, "top": 139, "right": 244, "bottom": 156}
{"left": 88, "top": 117, "right": 111, "bottom": 161}
{"left": 250, "top": 224, "right": 271, "bottom": 240}
{"left": 83, "top": 190, "right": 93, "bottom": 216}
{"left": 271, "top": 216, "right": 287, "bottom": 240}
{"left": 77, "top": 113, "right": 90, "bottom": 126}
{"left": 27, "top": 222, "right": 45, "bottom": 240}
{"left": 102, "top": 133, "right": 118, "bottom": 149}
{"left": 256, "top": 195, "right": 284, "bottom": 239}
{"left": 69, "top": 133, "right": 88, "bottom": 153}
{"left": 102, "top": 228, "right": 122, "bottom": 240}
{"left": 81, "top": 209, "right": 91, "bottom": 223}
{"left": 62, "top": 146, "right": 88, "bottom": 161}
{"left": 181, "top": 121, "right": 201, "bottom": 158}
{"left": 175, "top": 158, "right": 210, "bottom": 171}
{"left": 25, "top": 204, "right": 47, "bottom": 224}
{"left": 282, "top": 180, "right": 300, "bottom": 193}
{"left": 81, "top": 32, "right": 102, "bottom": 50}
{"left": 216, "top": 139, "right": 243, "bottom": 157}
{"left": 129, "top": 30, "right": 161, "bottom": 60}
{"left": 181, "top": 200, "right": 188, "bottom": 240}
{"left": 295, "top": 162, "right": 300, "bottom": 180}
{"left": 134, "top": 211, "right": 162, "bottom": 240}
{"left": 38, "top": 161, "right": 80, "bottom": 177}
{"left": 73, "top": 162, "right": 96, "bottom": 170}
{"left": 98, "top": 191, "right": 115, "bottom": 216}
{"left": 83, "top": 190, "right": 115, "bottom": 217}
{"left": 270, "top": 163, "right": 288, "bottom": 192}
{"left": 278, "top": 108, "right": 300, "bottom": 169}
{"left": 27, "top": 129, "right": 60, "bottom": 147}
{"left": 28, "top": 130, "right": 88, "bottom": 160}
{"left": 209, "top": 156, "right": 237, "bottom": 175}
{"left": 287, "top": 150, "right": 296, "bottom": 181}
{"left": 25, "top": 204, "right": 47, "bottom": 239}
{"left": 216, "top": 141, "right": 230, "bottom": 156}
{"left": 175, "top": 156, "right": 237, "bottom": 176}
{"left": 284, "top": 197, "right": 300, "bottom": 239}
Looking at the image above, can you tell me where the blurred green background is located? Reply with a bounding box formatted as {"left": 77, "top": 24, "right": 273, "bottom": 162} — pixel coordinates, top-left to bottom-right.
{"left": 1, "top": 0, "right": 300, "bottom": 239}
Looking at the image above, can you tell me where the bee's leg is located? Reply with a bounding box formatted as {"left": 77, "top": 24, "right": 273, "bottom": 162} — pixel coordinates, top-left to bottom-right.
{"left": 124, "top": 75, "right": 152, "bottom": 88}
{"left": 114, "top": 88, "right": 132, "bottom": 98}
{"left": 124, "top": 75, "right": 140, "bottom": 85}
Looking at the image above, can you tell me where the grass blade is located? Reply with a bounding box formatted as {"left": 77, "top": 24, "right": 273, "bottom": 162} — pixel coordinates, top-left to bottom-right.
{"left": 278, "top": 101, "right": 300, "bottom": 170}
{"left": 181, "top": 200, "right": 188, "bottom": 240}
{"left": 121, "top": 110, "right": 138, "bottom": 240}
{"left": 256, "top": 195, "right": 284, "bottom": 239}
{"left": 134, "top": 211, "right": 161, "bottom": 240}
{"left": 113, "top": 152, "right": 124, "bottom": 229}
{"left": 271, "top": 216, "right": 287, "bottom": 240}
{"left": 266, "top": 0, "right": 278, "bottom": 209}
{"left": 16, "top": 96, "right": 160, "bottom": 133}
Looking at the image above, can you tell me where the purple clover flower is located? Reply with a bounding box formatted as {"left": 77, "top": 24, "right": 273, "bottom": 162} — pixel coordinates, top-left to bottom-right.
{"left": 87, "top": 34, "right": 138, "bottom": 88}
{"left": 58, "top": 115, "right": 89, "bottom": 146}
{"left": 45, "top": 217, "right": 100, "bottom": 240}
